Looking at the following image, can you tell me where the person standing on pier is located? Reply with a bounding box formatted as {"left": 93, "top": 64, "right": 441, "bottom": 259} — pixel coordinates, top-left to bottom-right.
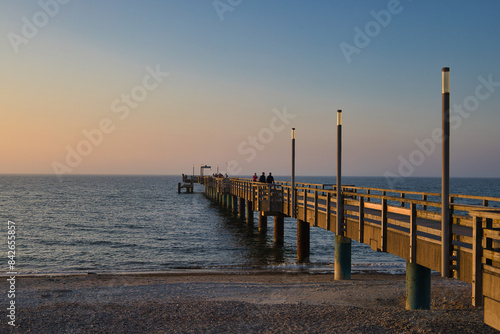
{"left": 253, "top": 173, "right": 258, "bottom": 182}
{"left": 259, "top": 172, "right": 266, "bottom": 183}
{"left": 266, "top": 172, "right": 274, "bottom": 184}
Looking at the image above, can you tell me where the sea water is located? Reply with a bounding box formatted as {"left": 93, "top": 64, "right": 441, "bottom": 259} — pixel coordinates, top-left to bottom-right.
{"left": 1, "top": 175, "right": 498, "bottom": 275}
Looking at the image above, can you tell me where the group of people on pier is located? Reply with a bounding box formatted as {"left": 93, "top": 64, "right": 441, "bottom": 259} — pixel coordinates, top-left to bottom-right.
{"left": 253, "top": 172, "right": 274, "bottom": 184}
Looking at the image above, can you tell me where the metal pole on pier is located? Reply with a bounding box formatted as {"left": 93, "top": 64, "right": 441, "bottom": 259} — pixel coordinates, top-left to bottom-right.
{"left": 335, "top": 109, "right": 351, "bottom": 280}
{"left": 336, "top": 110, "right": 343, "bottom": 236}
{"left": 291, "top": 128, "right": 296, "bottom": 217}
{"left": 441, "top": 67, "right": 451, "bottom": 278}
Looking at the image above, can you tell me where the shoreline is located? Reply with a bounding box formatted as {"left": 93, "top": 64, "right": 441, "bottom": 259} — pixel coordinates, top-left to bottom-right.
{"left": 0, "top": 267, "right": 410, "bottom": 278}
{"left": 6, "top": 272, "right": 497, "bottom": 333}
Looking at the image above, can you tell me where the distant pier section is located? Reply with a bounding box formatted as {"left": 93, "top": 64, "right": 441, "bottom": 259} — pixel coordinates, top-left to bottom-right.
{"left": 177, "top": 174, "right": 195, "bottom": 193}
{"left": 178, "top": 165, "right": 211, "bottom": 193}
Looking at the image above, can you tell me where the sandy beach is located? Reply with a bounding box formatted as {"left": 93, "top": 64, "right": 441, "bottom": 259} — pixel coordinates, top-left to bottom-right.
{"left": 2, "top": 271, "right": 496, "bottom": 333}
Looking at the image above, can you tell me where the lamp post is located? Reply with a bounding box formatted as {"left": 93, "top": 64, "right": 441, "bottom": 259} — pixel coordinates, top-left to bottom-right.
{"left": 336, "top": 110, "right": 343, "bottom": 236}
{"left": 334, "top": 109, "right": 350, "bottom": 280}
{"left": 441, "top": 67, "right": 451, "bottom": 278}
{"left": 291, "top": 128, "right": 296, "bottom": 217}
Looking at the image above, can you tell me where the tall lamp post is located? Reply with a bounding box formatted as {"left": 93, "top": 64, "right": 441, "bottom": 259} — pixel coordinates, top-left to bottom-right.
{"left": 291, "top": 128, "right": 296, "bottom": 217}
{"left": 336, "top": 110, "right": 343, "bottom": 236}
{"left": 334, "top": 109, "right": 350, "bottom": 280}
{"left": 441, "top": 67, "right": 451, "bottom": 278}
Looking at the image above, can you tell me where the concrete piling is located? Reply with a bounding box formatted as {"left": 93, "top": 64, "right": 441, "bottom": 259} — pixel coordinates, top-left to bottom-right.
{"left": 297, "top": 219, "right": 310, "bottom": 262}
{"left": 334, "top": 235, "right": 351, "bottom": 280}
{"left": 274, "top": 215, "right": 284, "bottom": 246}
{"left": 406, "top": 261, "right": 431, "bottom": 310}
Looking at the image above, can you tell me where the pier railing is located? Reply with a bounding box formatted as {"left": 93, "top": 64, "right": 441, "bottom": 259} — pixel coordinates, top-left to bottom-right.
{"left": 199, "top": 176, "right": 500, "bottom": 327}
{"left": 469, "top": 209, "right": 500, "bottom": 329}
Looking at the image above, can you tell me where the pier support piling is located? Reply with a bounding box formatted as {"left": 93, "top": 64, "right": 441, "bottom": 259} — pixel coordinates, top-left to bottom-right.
{"left": 258, "top": 212, "right": 267, "bottom": 233}
{"left": 297, "top": 219, "right": 310, "bottom": 262}
{"left": 232, "top": 195, "right": 238, "bottom": 214}
{"left": 246, "top": 200, "right": 253, "bottom": 224}
{"left": 334, "top": 235, "right": 351, "bottom": 280}
{"left": 239, "top": 198, "right": 245, "bottom": 218}
{"left": 406, "top": 261, "right": 431, "bottom": 310}
{"left": 274, "top": 214, "right": 284, "bottom": 246}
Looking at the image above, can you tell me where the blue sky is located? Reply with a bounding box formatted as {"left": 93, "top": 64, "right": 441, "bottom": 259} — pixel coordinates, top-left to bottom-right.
{"left": 1, "top": 0, "right": 499, "bottom": 177}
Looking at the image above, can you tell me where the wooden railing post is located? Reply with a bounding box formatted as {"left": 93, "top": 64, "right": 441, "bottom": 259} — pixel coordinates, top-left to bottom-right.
{"left": 472, "top": 215, "right": 483, "bottom": 307}
{"left": 267, "top": 184, "right": 271, "bottom": 212}
{"left": 358, "top": 196, "right": 364, "bottom": 243}
{"left": 450, "top": 196, "right": 455, "bottom": 216}
{"left": 314, "top": 191, "right": 318, "bottom": 227}
{"left": 485, "top": 218, "right": 493, "bottom": 266}
{"left": 326, "top": 192, "right": 331, "bottom": 231}
{"left": 380, "top": 199, "right": 388, "bottom": 252}
{"left": 409, "top": 203, "right": 417, "bottom": 263}
{"left": 303, "top": 191, "right": 307, "bottom": 222}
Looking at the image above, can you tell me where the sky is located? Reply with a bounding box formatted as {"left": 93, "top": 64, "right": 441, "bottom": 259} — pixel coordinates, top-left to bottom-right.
{"left": 1, "top": 0, "right": 499, "bottom": 178}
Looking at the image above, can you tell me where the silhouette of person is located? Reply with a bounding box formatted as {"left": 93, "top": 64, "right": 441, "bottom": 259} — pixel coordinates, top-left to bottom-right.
{"left": 266, "top": 172, "right": 274, "bottom": 184}
{"left": 259, "top": 172, "right": 266, "bottom": 183}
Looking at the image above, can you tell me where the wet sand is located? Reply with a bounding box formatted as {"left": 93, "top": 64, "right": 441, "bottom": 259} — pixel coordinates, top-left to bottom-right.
{"left": 4, "top": 272, "right": 497, "bottom": 333}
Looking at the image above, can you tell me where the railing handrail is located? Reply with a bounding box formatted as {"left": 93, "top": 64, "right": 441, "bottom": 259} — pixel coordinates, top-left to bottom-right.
{"left": 205, "top": 176, "right": 500, "bottom": 209}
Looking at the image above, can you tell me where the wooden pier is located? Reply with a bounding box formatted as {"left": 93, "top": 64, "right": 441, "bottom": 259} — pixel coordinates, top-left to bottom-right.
{"left": 177, "top": 174, "right": 199, "bottom": 193}
{"left": 188, "top": 175, "right": 500, "bottom": 330}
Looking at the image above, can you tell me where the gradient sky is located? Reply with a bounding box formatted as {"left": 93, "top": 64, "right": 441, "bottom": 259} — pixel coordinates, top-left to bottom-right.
{"left": 1, "top": 0, "right": 499, "bottom": 177}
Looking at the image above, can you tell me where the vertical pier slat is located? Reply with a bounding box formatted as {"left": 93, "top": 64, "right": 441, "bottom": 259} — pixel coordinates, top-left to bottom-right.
{"left": 326, "top": 193, "right": 331, "bottom": 231}
{"left": 281, "top": 187, "right": 285, "bottom": 213}
{"left": 450, "top": 196, "right": 455, "bottom": 216}
{"left": 380, "top": 199, "right": 388, "bottom": 252}
{"left": 410, "top": 203, "right": 417, "bottom": 263}
{"left": 358, "top": 196, "right": 364, "bottom": 243}
{"left": 472, "top": 215, "right": 483, "bottom": 307}
{"left": 267, "top": 184, "right": 271, "bottom": 212}
{"left": 303, "top": 191, "right": 307, "bottom": 222}
{"left": 287, "top": 187, "right": 291, "bottom": 216}
{"left": 314, "top": 191, "right": 318, "bottom": 227}
{"left": 484, "top": 218, "right": 493, "bottom": 266}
